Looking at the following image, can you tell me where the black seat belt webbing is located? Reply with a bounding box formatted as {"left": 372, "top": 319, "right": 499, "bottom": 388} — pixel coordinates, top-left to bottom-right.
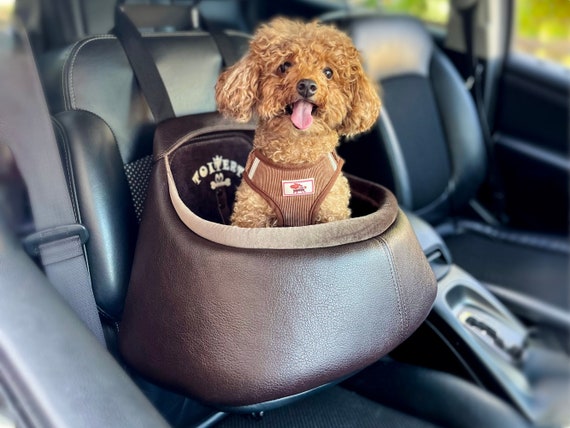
{"left": 112, "top": 4, "right": 240, "bottom": 122}
{"left": 0, "top": 14, "right": 105, "bottom": 345}
{"left": 204, "top": 21, "right": 242, "bottom": 68}
{"left": 458, "top": 3, "right": 507, "bottom": 224}
{"left": 113, "top": 5, "right": 176, "bottom": 123}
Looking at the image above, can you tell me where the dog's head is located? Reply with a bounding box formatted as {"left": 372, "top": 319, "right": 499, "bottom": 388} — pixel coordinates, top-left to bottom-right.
{"left": 215, "top": 18, "right": 381, "bottom": 138}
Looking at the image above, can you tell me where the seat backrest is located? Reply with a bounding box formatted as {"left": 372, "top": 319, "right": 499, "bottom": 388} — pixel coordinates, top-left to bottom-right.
{"left": 23, "top": 0, "right": 252, "bottom": 52}
{"left": 324, "top": 13, "right": 486, "bottom": 225}
{"left": 39, "top": 29, "right": 250, "bottom": 327}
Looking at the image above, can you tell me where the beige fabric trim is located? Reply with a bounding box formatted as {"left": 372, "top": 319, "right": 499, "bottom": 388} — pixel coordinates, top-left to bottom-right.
{"left": 248, "top": 156, "right": 261, "bottom": 179}
{"left": 166, "top": 156, "right": 398, "bottom": 250}
{"left": 327, "top": 152, "right": 338, "bottom": 171}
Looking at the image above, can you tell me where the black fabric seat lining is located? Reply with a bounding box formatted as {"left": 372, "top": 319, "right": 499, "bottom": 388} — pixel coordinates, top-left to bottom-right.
{"left": 124, "top": 155, "right": 153, "bottom": 223}
{"left": 217, "top": 386, "right": 440, "bottom": 428}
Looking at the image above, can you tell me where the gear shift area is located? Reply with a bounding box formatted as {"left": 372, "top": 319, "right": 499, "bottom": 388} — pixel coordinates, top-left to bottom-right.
{"left": 449, "top": 285, "right": 528, "bottom": 364}
{"left": 462, "top": 309, "right": 527, "bottom": 363}
{"left": 406, "top": 212, "right": 570, "bottom": 427}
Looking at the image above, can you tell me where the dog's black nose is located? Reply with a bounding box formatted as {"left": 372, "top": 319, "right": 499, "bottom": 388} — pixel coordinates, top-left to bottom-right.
{"left": 297, "top": 79, "right": 317, "bottom": 98}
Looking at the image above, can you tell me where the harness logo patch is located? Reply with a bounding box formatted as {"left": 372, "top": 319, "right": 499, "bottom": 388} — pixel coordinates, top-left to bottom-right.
{"left": 282, "top": 178, "right": 315, "bottom": 196}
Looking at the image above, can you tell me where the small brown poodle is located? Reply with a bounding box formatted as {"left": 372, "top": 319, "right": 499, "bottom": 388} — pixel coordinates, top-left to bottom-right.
{"left": 215, "top": 17, "right": 381, "bottom": 228}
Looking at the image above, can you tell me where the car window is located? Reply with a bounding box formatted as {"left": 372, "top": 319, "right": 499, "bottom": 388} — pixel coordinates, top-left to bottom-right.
{"left": 347, "top": 0, "right": 450, "bottom": 27}
{"left": 512, "top": 0, "right": 570, "bottom": 68}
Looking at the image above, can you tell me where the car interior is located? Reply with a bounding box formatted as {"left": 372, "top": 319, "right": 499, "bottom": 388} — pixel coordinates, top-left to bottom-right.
{"left": 0, "top": 0, "right": 568, "bottom": 427}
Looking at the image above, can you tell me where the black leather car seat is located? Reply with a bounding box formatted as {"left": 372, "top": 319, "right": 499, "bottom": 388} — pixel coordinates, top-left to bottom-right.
{"left": 323, "top": 13, "right": 569, "bottom": 320}
{"left": 19, "top": 0, "right": 252, "bottom": 53}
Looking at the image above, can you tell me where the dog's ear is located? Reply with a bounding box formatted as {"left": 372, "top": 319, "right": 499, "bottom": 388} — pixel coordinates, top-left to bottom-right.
{"left": 215, "top": 53, "right": 260, "bottom": 122}
{"left": 338, "top": 63, "right": 381, "bottom": 138}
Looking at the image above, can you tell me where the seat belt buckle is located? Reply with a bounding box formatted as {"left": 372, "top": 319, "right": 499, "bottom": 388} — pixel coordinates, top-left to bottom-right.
{"left": 23, "top": 224, "right": 89, "bottom": 257}
{"left": 464, "top": 75, "right": 475, "bottom": 90}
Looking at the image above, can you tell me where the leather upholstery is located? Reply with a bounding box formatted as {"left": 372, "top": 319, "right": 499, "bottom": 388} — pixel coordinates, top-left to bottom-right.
{"left": 42, "top": 33, "right": 249, "bottom": 162}
{"left": 120, "top": 145, "right": 436, "bottom": 405}
{"left": 52, "top": 111, "right": 138, "bottom": 319}
{"left": 324, "top": 12, "right": 569, "bottom": 311}
{"left": 27, "top": 0, "right": 251, "bottom": 52}
{"left": 328, "top": 13, "right": 486, "bottom": 222}
{"left": 429, "top": 49, "right": 486, "bottom": 216}
{"left": 41, "top": 31, "right": 250, "bottom": 320}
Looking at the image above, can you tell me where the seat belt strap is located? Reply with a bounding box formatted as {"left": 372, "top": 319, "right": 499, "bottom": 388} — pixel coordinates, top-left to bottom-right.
{"left": 203, "top": 20, "right": 243, "bottom": 68}
{"left": 0, "top": 12, "right": 105, "bottom": 345}
{"left": 112, "top": 4, "right": 240, "bottom": 124}
{"left": 457, "top": 2, "right": 507, "bottom": 224}
{"left": 113, "top": 5, "right": 176, "bottom": 123}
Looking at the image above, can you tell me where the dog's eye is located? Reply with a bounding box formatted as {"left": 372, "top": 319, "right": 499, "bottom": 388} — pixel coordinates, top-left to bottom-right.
{"left": 323, "top": 67, "right": 333, "bottom": 79}
{"left": 278, "top": 62, "right": 292, "bottom": 74}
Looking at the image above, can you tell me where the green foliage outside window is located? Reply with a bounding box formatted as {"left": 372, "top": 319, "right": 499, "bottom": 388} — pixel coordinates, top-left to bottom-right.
{"left": 352, "top": 0, "right": 450, "bottom": 26}
{"left": 514, "top": 0, "right": 570, "bottom": 67}
{"left": 352, "top": 0, "right": 570, "bottom": 67}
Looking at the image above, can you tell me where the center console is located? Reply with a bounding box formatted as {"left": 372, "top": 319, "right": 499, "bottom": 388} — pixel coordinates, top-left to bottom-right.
{"left": 407, "top": 213, "right": 570, "bottom": 427}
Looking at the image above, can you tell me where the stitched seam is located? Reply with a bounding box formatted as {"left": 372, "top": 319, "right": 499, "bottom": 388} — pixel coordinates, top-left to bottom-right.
{"left": 52, "top": 117, "right": 80, "bottom": 222}
{"left": 377, "top": 236, "right": 408, "bottom": 335}
{"left": 64, "top": 35, "right": 115, "bottom": 110}
{"left": 56, "top": 45, "right": 74, "bottom": 111}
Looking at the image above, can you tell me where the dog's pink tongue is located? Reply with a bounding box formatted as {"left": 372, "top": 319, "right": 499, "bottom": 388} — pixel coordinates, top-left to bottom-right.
{"left": 291, "top": 100, "right": 313, "bottom": 130}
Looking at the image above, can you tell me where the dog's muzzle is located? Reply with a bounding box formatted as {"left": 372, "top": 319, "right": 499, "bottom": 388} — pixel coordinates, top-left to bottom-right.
{"left": 297, "top": 79, "right": 317, "bottom": 98}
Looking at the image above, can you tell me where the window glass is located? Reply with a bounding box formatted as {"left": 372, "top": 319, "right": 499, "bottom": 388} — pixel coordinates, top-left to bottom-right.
{"left": 513, "top": 0, "right": 570, "bottom": 67}
{"left": 350, "top": 0, "right": 450, "bottom": 27}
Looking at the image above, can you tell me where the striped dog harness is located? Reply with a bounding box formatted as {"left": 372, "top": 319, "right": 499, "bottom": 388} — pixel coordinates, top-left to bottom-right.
{"left": 242, "top": 149, "right": 344, "bottom": 226}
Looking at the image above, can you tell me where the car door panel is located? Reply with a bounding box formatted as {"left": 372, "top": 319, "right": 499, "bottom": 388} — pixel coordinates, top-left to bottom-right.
{"left": 494, "top": 55, "right": 569, "bottom": 233}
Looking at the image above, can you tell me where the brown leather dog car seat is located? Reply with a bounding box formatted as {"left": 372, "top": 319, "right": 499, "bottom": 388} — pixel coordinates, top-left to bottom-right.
{"left": 39, "top": 8, "right": 437, "bottom": 413}
{"left": 118, "top": 108, "right": 437, "bottom": 408}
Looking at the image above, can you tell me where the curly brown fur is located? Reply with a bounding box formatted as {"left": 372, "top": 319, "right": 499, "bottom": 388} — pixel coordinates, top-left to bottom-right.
{"left": 215, "top": 17, "right": 381, "bottom": 227}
